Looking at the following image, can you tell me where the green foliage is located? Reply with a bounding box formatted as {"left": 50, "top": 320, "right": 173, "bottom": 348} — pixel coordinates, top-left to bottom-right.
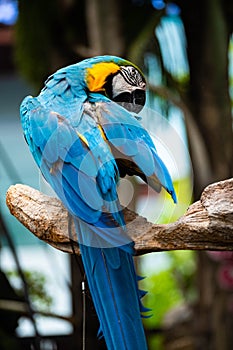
{"left": 141, "top": 267, "right": 183, "bottom": 328}
{"left": 14, "top": 0, "right": 86, "bottom": 89}
{"left": 158, "top": 176, "right": 193, "bottom": 224}
{"left": 6, "top": 270, "right": 53, "bottom": 310}
{"left": 139, "top": 250, "right": 196, "bottom": 349}
{"left": 148, "top": 334, "right": 164, "bottom": 350}
{"left": 168, "top": 250, "right": 197, "bottom": 301}
{"left": 14, "top": 0, "right": 56, "bottom": 89}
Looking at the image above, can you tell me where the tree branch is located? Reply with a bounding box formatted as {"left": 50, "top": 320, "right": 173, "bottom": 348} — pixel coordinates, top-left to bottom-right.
{"left": 6, "top": 178, "right": 233, "bottom": 255}
{"left": 0, "top": 299, "right": 74, "bottom": 323}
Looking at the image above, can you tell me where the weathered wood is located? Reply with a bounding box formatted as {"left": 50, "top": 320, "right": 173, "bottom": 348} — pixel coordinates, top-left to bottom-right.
{"left": 6, "top": 178, "right": 233, "bottom": 255}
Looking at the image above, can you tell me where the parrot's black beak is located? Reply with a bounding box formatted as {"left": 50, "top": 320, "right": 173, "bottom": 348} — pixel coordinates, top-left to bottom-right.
{"left": 113, "top": 88, "right": 146, "bottom": 114}
{"left": 132, "top": 89, "right": 146, "bottom": 111}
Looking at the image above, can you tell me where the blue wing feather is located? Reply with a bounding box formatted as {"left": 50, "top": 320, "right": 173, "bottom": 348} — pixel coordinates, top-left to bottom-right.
{"left": 20, "top": 94, "right": 129, "bottom": 246}
{"left": 91, "top": 97, "right": 177, "bottom": 203}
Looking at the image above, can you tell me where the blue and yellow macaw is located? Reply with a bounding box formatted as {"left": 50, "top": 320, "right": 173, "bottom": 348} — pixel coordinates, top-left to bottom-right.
{"left": 20, "top": 56, "right": 176, "bottom": 350}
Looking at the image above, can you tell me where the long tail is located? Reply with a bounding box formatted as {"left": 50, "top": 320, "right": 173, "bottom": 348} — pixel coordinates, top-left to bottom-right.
{"left": 76, "top": 222, "right": 148, "bottom": 349}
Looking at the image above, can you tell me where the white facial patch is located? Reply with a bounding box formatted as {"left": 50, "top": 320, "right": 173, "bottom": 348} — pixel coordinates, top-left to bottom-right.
{"left": 111, "top": 73, "right": 136, "bottom": 98}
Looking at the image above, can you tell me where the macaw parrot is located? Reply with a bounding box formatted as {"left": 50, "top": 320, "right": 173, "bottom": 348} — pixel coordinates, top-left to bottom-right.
{"left": 20, "top": 55, "right": 176, "bottom": 350}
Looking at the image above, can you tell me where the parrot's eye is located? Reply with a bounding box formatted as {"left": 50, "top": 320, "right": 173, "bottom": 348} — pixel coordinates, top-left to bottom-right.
{"left": 131, "top": 67, "right": 137, "bottom": 75}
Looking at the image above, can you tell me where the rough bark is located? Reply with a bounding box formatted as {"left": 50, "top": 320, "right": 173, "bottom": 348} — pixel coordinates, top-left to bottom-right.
{"left": 5, "top": 178, "right": 233, "bottom": 255}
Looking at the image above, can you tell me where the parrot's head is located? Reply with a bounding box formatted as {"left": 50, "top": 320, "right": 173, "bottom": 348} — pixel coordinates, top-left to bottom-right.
{"left": 108, "top": 64, "right": 146, "bottom": 113}
{"left": 86, "top": 56, "right": 146, "bottom": 113}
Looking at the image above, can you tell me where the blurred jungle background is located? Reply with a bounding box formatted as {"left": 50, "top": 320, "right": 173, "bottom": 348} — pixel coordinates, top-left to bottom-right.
{"left": 0, "top": 0, "right": 233, "bottom": 349}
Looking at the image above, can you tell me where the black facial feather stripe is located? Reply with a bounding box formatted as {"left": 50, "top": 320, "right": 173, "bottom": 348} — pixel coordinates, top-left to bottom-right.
{"left": 120, "top": 66, "right": 144, "bottom": 87}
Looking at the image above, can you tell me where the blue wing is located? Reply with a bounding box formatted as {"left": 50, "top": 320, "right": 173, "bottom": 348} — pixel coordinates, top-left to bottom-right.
{"left": 20, "top": 95, "right": 132, "bottom": 249}
{"left": 89, "top": 93, "right": 177, "bottom": 203}
{"left": 20, "top": 91, "right": 176, "bottom": 244}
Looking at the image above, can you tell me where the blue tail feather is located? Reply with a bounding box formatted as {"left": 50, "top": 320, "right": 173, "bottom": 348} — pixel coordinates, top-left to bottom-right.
{"left": 75, "top": 220, "right": 148, "bottom": 350}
